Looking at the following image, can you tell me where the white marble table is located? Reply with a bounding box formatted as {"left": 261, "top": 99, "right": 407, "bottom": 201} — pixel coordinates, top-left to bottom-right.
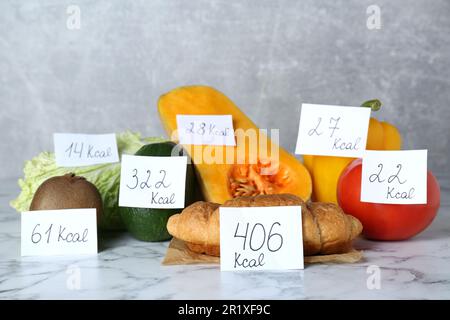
{"left": 1, "top": 176, "right": 449, "bottom": 300}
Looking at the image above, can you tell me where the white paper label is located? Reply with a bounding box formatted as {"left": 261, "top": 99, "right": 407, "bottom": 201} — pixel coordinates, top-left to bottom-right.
{"left": 54, "top": 133, "right": 119, "bottom": 167}
{"left": 21, "top": 209, "right": 98, "bottom": 257}
{"left": 176, "top": 115, "right": 236, "bottom": 146}
{"left": 220, "top": 206, "right": 304, "bottom": 271}
{"left": 119, "top": 154, "right": 187, "bottom": 209}
{"left": 295, "top": 104, "right": 371, "bottom": 157}
{"left": 361, "top": 150, "right": 428, "bottom": 204}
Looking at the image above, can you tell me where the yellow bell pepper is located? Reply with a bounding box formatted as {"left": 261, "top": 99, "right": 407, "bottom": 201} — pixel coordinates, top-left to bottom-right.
{"left": 303, "top": 100, "right": 402, "bottom": 204}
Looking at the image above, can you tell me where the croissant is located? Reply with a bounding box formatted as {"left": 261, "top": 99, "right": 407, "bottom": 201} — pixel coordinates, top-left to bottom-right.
{"left": 167, "top": 194, "right": 362, "bottom": 257}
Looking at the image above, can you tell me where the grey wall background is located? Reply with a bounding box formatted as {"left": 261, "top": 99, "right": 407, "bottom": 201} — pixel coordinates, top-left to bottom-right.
{"left": 1, "top": 0, "right": 449, "bottom": 179}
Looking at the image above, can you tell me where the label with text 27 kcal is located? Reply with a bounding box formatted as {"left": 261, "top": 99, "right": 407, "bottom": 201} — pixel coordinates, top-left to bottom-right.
{"left": 295, "top": 104, "right": 371, "bottom": 158}
{"left": 219, "top": 206, "right": 304, "bottom": 271}
{"left": 118, "top": 154, "right": 188, "bottom": 209}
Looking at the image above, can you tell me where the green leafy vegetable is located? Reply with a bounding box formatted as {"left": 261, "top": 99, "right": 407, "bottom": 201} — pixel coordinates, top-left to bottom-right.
{"left": 10, "top": 131, "right": 166, "bottom": 230}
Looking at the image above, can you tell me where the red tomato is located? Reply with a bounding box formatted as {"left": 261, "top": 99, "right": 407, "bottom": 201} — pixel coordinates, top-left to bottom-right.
{"left": 337, "top": 158, "right": 440, "bottom": 240}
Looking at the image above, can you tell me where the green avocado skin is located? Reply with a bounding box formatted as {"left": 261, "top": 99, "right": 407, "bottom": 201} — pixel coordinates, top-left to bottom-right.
{"left": 119, "top": 142, "right": 199, "bottom": 242}
{"left": 120, "top": 207, "right": 179, "bottom": 241}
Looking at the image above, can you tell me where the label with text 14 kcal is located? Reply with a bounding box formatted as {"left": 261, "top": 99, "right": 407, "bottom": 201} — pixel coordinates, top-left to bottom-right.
{"left": 219, "top": 206, "right": 304, "bottom": 271}
{"left": 295, "top": 104, "right": 371, "bottom": 158}
{"left": 54, "top": 133, "right": 119, "bottom": 167}
{"left": 21, "top": 209, "right": 98, "bottom": 256}
{"left": 176, "top": 115, "right": 236, "bottom": 146}
{"left": 118, "top": 154, "right": 188, "bottom": 209}
{"left": 361, "top": 150, "right": 428, "bottom": 204}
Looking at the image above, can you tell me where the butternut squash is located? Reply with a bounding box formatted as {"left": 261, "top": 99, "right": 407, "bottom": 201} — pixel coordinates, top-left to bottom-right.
{"left": 157, "top": 86, "right": 312, "bottom": 203}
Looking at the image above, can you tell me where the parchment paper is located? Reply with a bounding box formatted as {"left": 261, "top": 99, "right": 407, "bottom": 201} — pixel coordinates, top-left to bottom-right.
{"left": 162, "top": 238, "right": 363, "bottom": 266}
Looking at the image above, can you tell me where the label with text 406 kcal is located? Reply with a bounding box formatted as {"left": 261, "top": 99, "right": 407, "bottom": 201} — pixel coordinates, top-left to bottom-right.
{"left": 219, "top": 206, "right": 304, "bottom": 271}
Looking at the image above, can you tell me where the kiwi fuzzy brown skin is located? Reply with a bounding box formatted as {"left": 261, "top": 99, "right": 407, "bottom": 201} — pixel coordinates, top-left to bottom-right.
{"left": 30, "top": 173, "right": 103, "bottom": 222}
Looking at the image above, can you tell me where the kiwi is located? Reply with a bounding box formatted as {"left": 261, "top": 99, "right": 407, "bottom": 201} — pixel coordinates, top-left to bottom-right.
{"left": 30, "top": 173, "right": 103, "bottom": 222}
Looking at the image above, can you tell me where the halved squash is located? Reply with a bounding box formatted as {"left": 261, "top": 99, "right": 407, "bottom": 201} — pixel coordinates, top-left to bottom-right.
{"left": 157, "top": 85, "right": 312, "bottom": 203}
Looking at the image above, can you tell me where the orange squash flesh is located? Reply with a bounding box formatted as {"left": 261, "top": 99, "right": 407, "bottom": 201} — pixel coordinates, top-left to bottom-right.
{"left": 157, "top": 85, "right": 312, "bottom": 203}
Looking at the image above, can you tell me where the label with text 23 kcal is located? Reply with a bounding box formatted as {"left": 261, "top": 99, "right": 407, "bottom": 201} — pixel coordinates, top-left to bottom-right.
{"left": 219, "top": 206, "right": 304, "bottom": 271}
{"left": 118, "top": 154, "right": 188, "bottom": 209}
{"left": 21, "top": 209, "right": 98, "bottom": 256}
{"left": 176, "top": 115, "right": 236, "bottom": 146}
{"left": 54, "top": 133, "right": 119, "bottom": 167}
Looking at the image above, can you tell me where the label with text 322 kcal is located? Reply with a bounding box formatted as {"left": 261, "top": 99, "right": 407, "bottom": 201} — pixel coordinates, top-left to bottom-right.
{"left": 118, "top": 155, "right": 188, "bottom": 209}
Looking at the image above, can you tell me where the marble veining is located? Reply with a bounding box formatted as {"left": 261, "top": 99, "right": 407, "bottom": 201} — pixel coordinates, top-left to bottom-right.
{"left": 0, "top": 177, "right": 449, "bottom": 299}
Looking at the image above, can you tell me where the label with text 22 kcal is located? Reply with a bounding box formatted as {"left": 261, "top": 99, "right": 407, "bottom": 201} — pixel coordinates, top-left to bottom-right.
{"left": 219, "top": 206, "right": 304, "bottom": 271}
{"left": 176, "top": 115, "right": 236, "bottom": 146}
{"left": 54, "top": 133, "right": 119, "bottom": 167}
{"left": 361, "top": 150, "right": 428, "bottom": 204}
{"left": 118, "top": 154, "right": 188, "bottom": 209}
{"left": 21, "top": 209, "right": 98, "bottom": 256}
{"left": 295, "top": 104, "right": 371, "bottom": 158}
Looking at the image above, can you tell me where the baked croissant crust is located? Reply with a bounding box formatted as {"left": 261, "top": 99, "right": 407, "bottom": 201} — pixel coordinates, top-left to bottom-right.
{"left": 167, "top": 194, "right": 362, "bottom": 257}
